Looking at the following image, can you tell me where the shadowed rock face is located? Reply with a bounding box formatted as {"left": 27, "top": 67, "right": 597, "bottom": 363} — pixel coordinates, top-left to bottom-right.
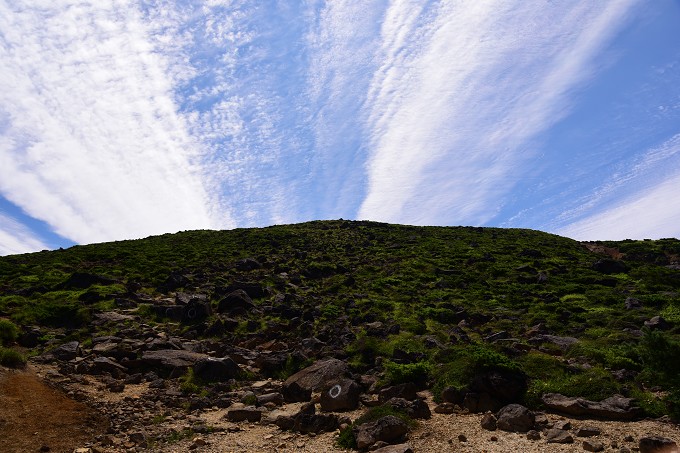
{"left": 541, "top": 393, "right": 642, "bottom": 421}
{"left": 282, "top": 359, "right": 349, "bottom": 402}
{"left": 354, "top": 415, "right": 408, "bottom": 450}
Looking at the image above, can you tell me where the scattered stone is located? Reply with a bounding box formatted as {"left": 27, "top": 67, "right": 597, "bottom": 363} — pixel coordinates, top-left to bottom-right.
{"left": 458, "top": 434, "right": 467, "bottom": 442}
{"left": 545, "top": 428, "right": 574, "bottom": 444}
{"left": 382, "top": 397, "right": 431, "bottom": 419}
{"left": 639, "top": 436, "right": 678, "bottom": 453}
{"left": 496, "top": 404, "right": 534, "bottom": 433}
{"left": 52, "top": 341, "right": 81, "bottom": 361}
{"left": 625, "top": 297, "right": 643, "bottom": 310}
{"left": 480, "top": 413, "right": 497, "bottom": 431}
{"left": 257, "top": 392, "right": 285, "bottom": 406}
{"left": 434, "top": 403, "right": 455, "bottom": 414}
{"left": 379, "top": 382, "right": 418, "bottom": 402}
{"left": 354, "top": 415, "right": 408, "bottom": 450}
{"left": 371, "top": 444, "right": 413, "bottom": 453}
{"left": 583, "top": 439, "right": 605, "bottom": 452}
{"left": 577, "top": 426, "right": 602, "bottom": 437}
{"left": 527, "top": 430, "right": 541, "bottom": 441}
{"left": 644, "top": 316, "right": 670, "bottom": 331}
{"left": 226, "top": 405, "right": 263, "bottom": 422}
{"left": 554, "top": 420, "right": 571, "bottom": 430}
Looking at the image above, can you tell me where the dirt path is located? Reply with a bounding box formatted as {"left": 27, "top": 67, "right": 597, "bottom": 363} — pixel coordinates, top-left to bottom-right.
{"left": 0, "top": 366, "right": 108, "bottom": 453}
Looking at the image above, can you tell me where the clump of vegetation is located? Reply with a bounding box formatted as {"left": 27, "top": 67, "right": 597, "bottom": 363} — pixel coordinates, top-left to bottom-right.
{"left": 0, "top": 319, "right": 19, "bottom": 345}
{"left": 382, "top": 360, "right": 430, "bottom": 386}
{"left": 0, "top": 347, "right": 26, "bottom": 368}
{"left": 179, "top": 369, "right": 206, "bottom": 396}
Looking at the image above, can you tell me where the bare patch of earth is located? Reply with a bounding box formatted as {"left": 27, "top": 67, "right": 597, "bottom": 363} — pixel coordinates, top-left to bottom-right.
{"left": 0, "top": 365, "right": 108, "bottom": 453}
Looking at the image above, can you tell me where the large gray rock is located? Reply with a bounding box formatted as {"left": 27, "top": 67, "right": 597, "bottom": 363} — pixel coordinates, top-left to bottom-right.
{"left": 496, "top": 404, "right": 534, "bottom": 433}
{"left": 541, "top": 393, "right": 641, "bottom": 421}
{"left": 354, "top": 415, "right": 408, "bottom": 450}
{"left": 217, "top": 289, "right": 255, "bottom": 316}
{"left": 320, "top": 378, "right": 361, "bottom": 411}
{"left": 140, "top": 350, "right": 207, "bottom": 370}
{"left": 282, "top": 359, "right": 349, "bottom": 402}
{"left": 51, "top": 341, "right": 81, "bottom": 361}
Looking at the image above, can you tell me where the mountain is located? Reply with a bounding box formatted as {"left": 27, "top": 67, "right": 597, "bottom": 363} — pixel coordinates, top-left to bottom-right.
{"left": 1, "top": 220, "right": 679, "bottom": 450}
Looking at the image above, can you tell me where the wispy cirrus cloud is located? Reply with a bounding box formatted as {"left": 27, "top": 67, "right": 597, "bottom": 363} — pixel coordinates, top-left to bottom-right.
{"left": 0, "top": 213, "right": 48, "bottom": 256}
{"left": 0, "top": 1, "right": 221, "bottom": 245}
{"left": 557, "top": 133, "right": 680, "bottom": 239}
{"left": 355, "top": 1, "right": 640, "bottom": 225}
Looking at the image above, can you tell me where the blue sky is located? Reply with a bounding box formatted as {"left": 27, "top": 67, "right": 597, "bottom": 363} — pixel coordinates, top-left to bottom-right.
{"left": 1, "top": 0, "right": 679, "bottom": 255}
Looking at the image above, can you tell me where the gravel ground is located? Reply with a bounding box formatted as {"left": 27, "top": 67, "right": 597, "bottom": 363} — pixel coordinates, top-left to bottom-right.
{"left": 158, "top": 392, "right": 680, "bottom": 453}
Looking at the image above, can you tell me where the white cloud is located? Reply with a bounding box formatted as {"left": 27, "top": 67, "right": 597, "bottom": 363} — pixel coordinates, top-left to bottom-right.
{"left": 558, "top": 173, "right": 680, "bottom": 240}
{"left": 0, "top": 1, "right": 225, "bottom": 244}
{"left": 0, "top": 213, "right": 49, "bottom": 256}
{"left": 557, "top": 133, "right": 680, "bottom": 240}
{"left": 356, "top": 1, "right": 640, "bottom": 225}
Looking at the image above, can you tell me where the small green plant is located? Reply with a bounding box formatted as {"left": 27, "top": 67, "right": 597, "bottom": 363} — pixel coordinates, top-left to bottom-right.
{"left": 152, "top": 414, "right": 167, "bottom": 425}
{"left": 166, "top": 428, "right": 194, "bottom": 443}
{"left": 0, "top": 347, "right": 26, "bottom": 368}
{"left": 0, "top": 319, "right": 19, "bottom": 346}
{"left": 179, "top": 368, "right": 205, "bottom": 395}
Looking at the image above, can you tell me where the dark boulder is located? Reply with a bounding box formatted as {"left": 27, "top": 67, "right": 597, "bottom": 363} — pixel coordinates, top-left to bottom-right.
{"left": 625, "top": 297, "right": 643, "bottom": 310}
{"left": 379, "top": 382, "right": 418, "bottom": 402}
{"left": 282, "top": 358, "right": 349, "bottom": 402}
{"left": 59, "top": 272, "right": 115, "bottom": 289}
{"left": 234, "top": 258, "right": 262, "bottom": 271}
{"left": 193, "top": 357, "right": 240, "bottom": 382}
{"left": 320, "top": 378, "right": 361, "bottom": 412}
{"left": 644, "top": 316, "right": 670, "bottom": 330}
{"left": 481, "top": 413, "right": 497, "bottom": 431}
{"left": 592, "top": 259, "right": 628, "bottom": 274}
{"left": 496, "top": 404, "right": 534, "bottom": 433}
{"left": 51, "top": 341, "right": 81, "bottom": 361}
{"left": 470, "top": 369, "right": 528, "bottom": 406}
{"left": 217, "top": 290, "right": 255, "bottom": 316}
{"left": 226, "top": 405, "right": 263, "bottom": 422}
{"left": 354, "top": 415, "right": 408, "bottom": 450}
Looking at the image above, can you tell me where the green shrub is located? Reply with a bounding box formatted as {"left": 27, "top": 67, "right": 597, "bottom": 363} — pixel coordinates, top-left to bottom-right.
{"left": 0, "top": 347, "right": 26, "bottom": 368}
{"left": 0, "top": 319, "right": 19, "bottom": 346}
{"left": 382, "top": 360, "right": 430, "bottom": 386}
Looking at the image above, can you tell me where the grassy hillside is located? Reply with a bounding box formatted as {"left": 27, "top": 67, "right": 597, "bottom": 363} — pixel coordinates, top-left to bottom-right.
{"left": 1, "top": 220, "right": 680, "bottom": 417}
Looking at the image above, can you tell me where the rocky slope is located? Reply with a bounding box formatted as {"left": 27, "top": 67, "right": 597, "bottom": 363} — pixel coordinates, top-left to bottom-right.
{"left": 1, "top": 220, "right": 679, "bottom": 451}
